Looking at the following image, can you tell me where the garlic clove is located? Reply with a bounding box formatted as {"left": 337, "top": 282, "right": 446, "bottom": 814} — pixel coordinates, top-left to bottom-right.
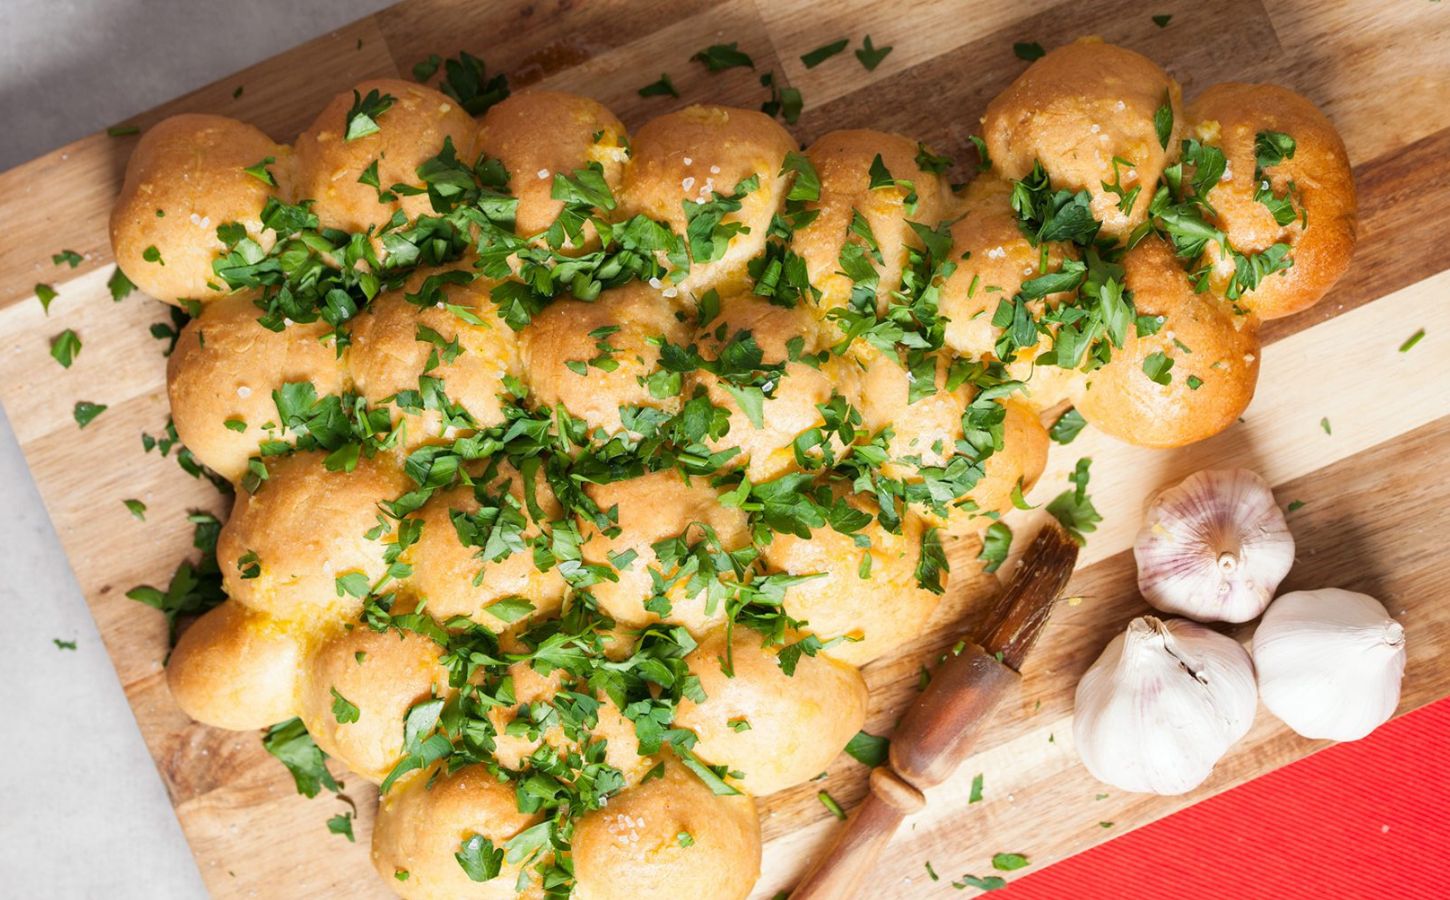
{"left": 1253, "top": 588, "right": 1406, "bottom": 742}
{"left": 1073, "top": 616, "right": 1257, "bottom": 796}
{"left": 1134, "top": 469, "right": 1295, "bottom": 623}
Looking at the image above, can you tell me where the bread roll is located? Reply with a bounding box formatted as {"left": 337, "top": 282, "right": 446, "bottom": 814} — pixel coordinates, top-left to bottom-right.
{"left": 166, "top": 599, "right": 301, "bottom": 730}
{"left": 167, "top": 293, "right": 346, "bottom": 481}
{"left": 619, "top": 105, "right": 795, "bottom": 296}
{"left": 579, "top": 469, "right": 749, "bottom": 634}
{"left": 688, "top": 293, "right": 861, "bottom": 481}
{"left": 217, "top": 451, "right": 409, "bottom": 624}
{"left": 292, "top": 79, "right": 476, "bottom": 235}
{"left": 348, "top": 271, "right": 520, "bottom": 445}
{"left": 858, "top": 353, "right": 971, "bottom": 482}
{"left": 760, "top": 495, "right": 939, "bottom": 665}
{"left": 110, "top": 113, "right": 286, "bottom": 305}
{"left": 792, "top": 129, "right": 950, "bottom": 347}
{"left": 521, "top": 282, "right": 688, "bottom": 436}
{"left": 572, "top": 758, "right": 760, "bottom": 900}
{"left": 1075, "top": 237, "right": 1260, "bottom": 447}
{"left": 474, "top": 91, "right": 628, "bottom": 248}
{"left": 674, "top": 626, "right": 868, "bottom": 795}
{"left": 404, "top": 464, "right": 565, "bottom": 628}
{"left": 1187, "top": 82, "right": 1357, "bottom": 319}
{"left": 297, "top": 623, "right": 450, "bottom": 782}
{"left": 983, "top": 38, "right": 1184, "bottom": 239}
{"left": 938, "top": 177, "right": 1083, "bottom": 411}
{"left": 372, "top": 764, "right": 542, "bottom": 900}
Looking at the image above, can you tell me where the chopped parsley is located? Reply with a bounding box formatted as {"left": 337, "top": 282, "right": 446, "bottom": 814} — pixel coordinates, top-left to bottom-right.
{"left": 1142, "top": 350, "right": 1174, "bottom": 385}
{"left": 330, "top": 687, "right": 360, "bottom": 724}
{"left": 50, "top": 329, "right": 81, "bottom": 368}
{"left": 954, "top": 874, "right": 1007, "bottom": 891}
{"left": 855, "top": 35, "right": 893, "bottom": 70}
{"left": 1399, "top": 328, "right": 1425, "bottom": 352}
{"left": 106, "top": 125, "right": 139, "bottom": 137}
{"left": 53, "top": 249, "right": 83, "bottom": 268}
{"left": 1153, "top": 14, "right": 1172, "bottom": 27}
{"left": 1320, "top": 416, "right": 1332, "bottom": 435}
{"left": 124, "top": 499, "right": 147, "bottom": 521}
{"left": 108, "top": 268, "right": 135, "bottom": 302}
{"left": 991, "top": 852, "right": 1030, "bottom": 871}
{"left": 638, "top": 73, "right": 679, "bottom": 98}
{"left": 1049, "top": 408, "right": 1088, "bottom": 444}
{"left": 1286, "top": 499, "right": 1305, "bottom": 512}
{"left": 261, "top": 718, "right": 339, "bottom": 797}
{"left": 801, "top": 39, "right": 849, "bottom": 68}
{"left": 692, "top": 43, "right": 754, "bottom": 72}
{"left": 969, "top": 772, "right": 984, "bottom": 803}
{"left": 1013, "top": 42, "right": 1046, "bottom": 61}
{"left": 977, "top": 522, "right": 1012, "bottom": 574}
{"left": 53, "top": 638, "right": 77, "bottom": 651}
{"left": 818, "top": 790, "right": 847, "bottom": 820}
{"left": 326, "top": 811, "right": 355, "bottom": 842}
{"left": 36, "top": 283, "right": 57, "bottom": 312}
{"left": 1046, "top": 458, "right": 1101, "bottom": 546}
{"left": 844, "top": 730, "right": 890, "bottom": 766}
{"left": 73, "top": 401, "right": 107, "bottom": 427}
{"left": 344, "top": 88, "right": 396, "bottom": 141}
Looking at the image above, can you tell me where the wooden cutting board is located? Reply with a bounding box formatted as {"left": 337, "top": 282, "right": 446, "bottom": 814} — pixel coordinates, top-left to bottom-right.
{"left": 2, "top": 0, "right": 1447, "bottom": 896}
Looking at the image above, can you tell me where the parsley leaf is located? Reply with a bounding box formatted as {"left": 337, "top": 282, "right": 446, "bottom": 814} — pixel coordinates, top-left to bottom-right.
{"left": 344, "top": 88, "right": 395, "bottom": 141}
{"left": 124, "top": 499, "right": 147, "bottom": 521}
{"left": 638, "top": 73, "right": 679, "bottom": 98}
{"left": 692, "top": 42, "right": 754, "bottom": 72}
{"left": 73, "top": 401, "right": 107, "bottom": 427}
{"left": 1049, "top": 408, "right": 1087, "bottom": 444}
{"left": 1154, "top": 93, "right": 1174, "bottom": 150}
{"left": 992, "top": 852, "right": 1030, "bottom": 871}
{"left": 53, "top": 249, "right": 83, "bottom": 268}
{"left": 969, "top": 772, "right": 984, "bottom": 803}
{"left": 1142, "top": 350, "right": 1174, "bottom": 385}
{"left": 108, "top": 268, "right": 135, "bottom": 302}
{"left": 954, "top": 874, "right": 1007, "bottom": 891}
{"left": 843, "top": 730, "right": 889, "bottom": 766}
{"left": 439, "top": 52, "right": 510, "bottom": 115}
{"left": 855, "top": 35, "right": 893, "bottom": 71}
{"left": 262, "top": 718, "right": 339, "bottom": 798}
{"left": 818, "top": 790, "right": 847, "bottom": 819}
{"left": 456, "top": 834, "right": 503, "bottom": 882}
{"left": 35, "top": 283, "right": 58, "bottom": 313}
{"left": 53, "top": 638, "right": 77, "bottom": 650}
{"left": 1013, "top": 42, "right": 1046, "bottom": 61}
{"left": 1399, "top": 328, "right": 1425, "bottom": 353}
{"left": 1046, "top": 458, "right": 1101, "bottom": 546}
{"left": 50, "top": 329, "right": 81, "bottom": 368}
{"left": 1152, "top": 14, "right": 1173, "bottom": 27}
{"left": 326, "top": 811, "right": 355, "bottom": 842}
{"left": 243, "top": 156, "right": 277, "bottom": 186}
{"left": 801, "top": 39, "right": 849, "bottom": 68}
{"left": 977, "top": 522, "right": 1012, "bottom": 574}
{"left": 330, "top": 687, "right": 360, "bottom": 724}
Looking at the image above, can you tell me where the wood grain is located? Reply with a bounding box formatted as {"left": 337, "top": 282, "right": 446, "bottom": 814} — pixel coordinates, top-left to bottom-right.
{"left": 0, "top": 0, "right": 1447, "bottom": 897}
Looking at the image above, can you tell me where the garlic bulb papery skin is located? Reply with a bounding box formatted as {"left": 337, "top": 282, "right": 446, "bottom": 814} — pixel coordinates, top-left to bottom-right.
{"left": 1253, "top": 589, "right": 1406, "bottom": 742}
{"left": 1134, "top": 468, "right": 1295, "bottom": 623}
{"left": 1073, "top": 616, "right": 1258, "bottom": 796}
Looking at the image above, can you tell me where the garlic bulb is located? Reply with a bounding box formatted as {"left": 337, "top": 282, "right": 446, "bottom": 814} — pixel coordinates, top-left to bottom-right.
{"left": 1253, "top": 589, "right": 1406, "bottom": 741}
{"left": 1134, "top": 469, "right": 1295, "bottom": 623}
{"left": 1073, "top": 616, "right": 1257, "bottom": 795}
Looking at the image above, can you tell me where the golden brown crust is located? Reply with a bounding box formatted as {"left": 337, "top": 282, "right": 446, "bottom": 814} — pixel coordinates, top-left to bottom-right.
{"left": 292, "top": 79, "right": 476, "bottom": 236}
{"left": 110, "top": 113, "right": 285, "bottom": 305}
{"left": 571, "top": 758, "right": 761, "bottom": 900}
{"left": 521, "top": 282, "right": 688, "bottom": 435}
{"left": 347, "top": 272, "right": 521, "bottom": 446}
{"left": 1187, "top": 82, "right": 1357, "bottom": 319}
{"left": 1075, "top": 237, "right": 1261, "bottom": 447}
{"left": 298, "top": 623, "right": 450, "bottom": 782}
{"left": 580, "top": 469, "right": 750, "bottom": 633}
{"left": 619, "top": 105, "right": 795, "bottom": 296}
{"left": 983, "top": 38, "right": 1183, "bottom": 239}
{"left": 167, "top": 294, "right": 346, "bottom": 482}
{"left": 166, "top": 599, "right": 302, "bottom": 730}
{"left": 217, "top": 451, "right": 410, "bottom": 625}
{"left": 372, "top": 764, "right": 543, "bottom": 899}
{"left": 759, "top": 496, "right": 939, "bottom": 666}
{"left": 674, "top": 627, "right": 868, "bottom": 796}
{"left": 474, "top": 91, "right": 628, "bottom": 246}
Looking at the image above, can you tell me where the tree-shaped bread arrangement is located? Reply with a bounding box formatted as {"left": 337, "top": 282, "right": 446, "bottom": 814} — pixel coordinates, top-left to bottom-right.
{"left": 110, "top": 37, "right": 1354, "bottom": 900}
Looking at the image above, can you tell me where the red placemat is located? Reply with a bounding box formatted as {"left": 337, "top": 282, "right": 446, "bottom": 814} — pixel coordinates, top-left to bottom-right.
{"left": 1003, "top": 698, "right": 1450, "bottom": 899}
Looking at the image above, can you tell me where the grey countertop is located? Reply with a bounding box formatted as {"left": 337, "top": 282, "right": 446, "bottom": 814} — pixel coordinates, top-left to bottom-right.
{"left": 0, "top": 2, "right": 393, "bottom": 895}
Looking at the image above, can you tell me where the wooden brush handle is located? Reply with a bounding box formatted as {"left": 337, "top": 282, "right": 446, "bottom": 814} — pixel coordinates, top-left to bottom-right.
{"left": 790, "top": 768, "right": 926, "bottom": 900}
{"left": 790, "top": 524, "right": 1079, "bottom": 900}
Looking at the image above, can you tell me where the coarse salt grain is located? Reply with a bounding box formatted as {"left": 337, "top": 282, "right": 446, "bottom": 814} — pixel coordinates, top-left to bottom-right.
{"left": 662, "top": 286, "right": 679, "bottom": 298}
{"left": 987, "top": 246, "right": 1006, "bottom": 259}
{"left": 682, "top": 176, "right": 696, "bottom": 191}
{"left": 537, "top": 168, "right": 551, "bottom": 180}
{"left": 709, "top": 165, "right": 720, "bottom": 174}
{"left": 237, "top": 386, "right": 252, "bottom": 398}
{"left": 683, "top": 157, "right": 693, "bottom": 166}
{"left": 648, "top": 277, "right": 663, "bottom": 290}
